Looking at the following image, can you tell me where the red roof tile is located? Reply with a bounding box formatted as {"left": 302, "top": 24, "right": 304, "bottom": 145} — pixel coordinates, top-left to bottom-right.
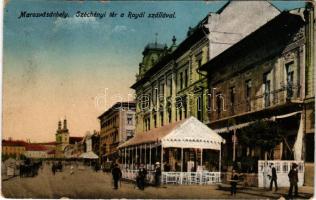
{"left": 35, "top": 141, "right": 57, "bottom": 145}
{"left": 25, "top": 144, "right": 48, "bottom": 151}
{"left": 2, "top": 140, "right": 28, "bottom": 147}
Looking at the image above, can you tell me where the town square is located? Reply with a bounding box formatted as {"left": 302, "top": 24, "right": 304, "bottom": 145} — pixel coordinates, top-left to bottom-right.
{"left": 2, "top": 0, "right": 315, "bottom": 199}
{"left": 2, "top": 162, "right": 314, "bottom": 199}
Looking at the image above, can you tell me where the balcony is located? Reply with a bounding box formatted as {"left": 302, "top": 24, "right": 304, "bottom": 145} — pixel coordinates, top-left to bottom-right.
{"left": 210, "top": 84, "right": 302, "bottom": 122}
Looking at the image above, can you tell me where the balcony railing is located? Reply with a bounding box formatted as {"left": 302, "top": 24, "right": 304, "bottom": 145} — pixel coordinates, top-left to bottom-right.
{"left": 210, "top": 84, "right": 301, "bottom": 121}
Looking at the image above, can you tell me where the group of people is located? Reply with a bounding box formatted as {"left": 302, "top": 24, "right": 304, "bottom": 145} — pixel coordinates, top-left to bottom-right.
{"left": 111, "top": 160, "right": 301, "bottom": 198}
{"left": 230, "top": 163, "right": 300, "bottom": 198}
{"left": 111, "top": 161, "right": 162, "bottom": 190}
{"left": 267, "top": 162, "right": 299, "bottom": 198}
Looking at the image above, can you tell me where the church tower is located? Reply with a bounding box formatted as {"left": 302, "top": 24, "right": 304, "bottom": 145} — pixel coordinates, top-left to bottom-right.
{"left": 55, "top": 117, "right": 70, "bottom": 153}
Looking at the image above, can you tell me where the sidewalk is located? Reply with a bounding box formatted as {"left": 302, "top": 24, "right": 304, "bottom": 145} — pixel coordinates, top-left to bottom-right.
{"left": 218, "top": 184, "right": 314, "bottom": 199}
{"left": 2, "top": 166, "right": 314, "bottom": 199}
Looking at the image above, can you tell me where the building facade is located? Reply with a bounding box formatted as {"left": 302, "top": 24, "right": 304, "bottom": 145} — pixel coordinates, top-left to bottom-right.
{"left": 98, "top": 102, "right": 136, "bottom": 162}
{"left": 24, "top": 144, "right": 49, "bottom": 159}
{"left": 132, "top": 1, "right": 280, "bottom": 135}
{"left": 2, "top": 139, "right": 27, "bottom": 159}
{"left": 201, "top": 6, "right": 314, "bottom": 185}
{"left": 54, "top": 118, "right": 84, "bottom": 158}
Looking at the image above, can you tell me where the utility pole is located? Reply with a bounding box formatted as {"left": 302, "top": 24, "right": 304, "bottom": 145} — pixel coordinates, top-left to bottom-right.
{"left": 233, "top": 129, "right": 236, "bottom": 162}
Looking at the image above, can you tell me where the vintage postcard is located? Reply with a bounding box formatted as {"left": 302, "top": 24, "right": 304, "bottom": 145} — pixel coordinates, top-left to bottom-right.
{"left": 2, "top": 0, "right": 315, "bottom": 199}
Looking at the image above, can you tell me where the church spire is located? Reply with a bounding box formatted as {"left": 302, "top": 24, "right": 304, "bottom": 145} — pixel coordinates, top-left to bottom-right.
{"left": 63, "top": 117, "right": 67, "bottom": 130}
{"left": 58, "top": 120, "right": 62, "bottom": 130}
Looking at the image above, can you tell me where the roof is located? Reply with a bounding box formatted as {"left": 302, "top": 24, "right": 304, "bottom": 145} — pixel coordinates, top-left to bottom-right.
{"left": 215, "top": 0, "right": 230, "bottom": 14}
{"left": 200, "top": 12, "right": 304, "bottom": 72}
{"left": 25, "top": 144, "right": 48, "bottom": 151}
{"left": 98, "top": 101, "right": 136, "bottom": 119}
{"left": 131, "top": 26, "right": 208, "bottom": 90}
{"left": 119, "top": 117, "right": 225, "bottom": 150}
{"left": 34, "top": 141, "right": 57, "bottom": 145}
{"left": 119, "top": 119, "right": 185, "bottom": 148}
{"left": 2, "top": 140, "right": 28, "bottom": 147}
{"left": 143, "top": 43, "right": 166, "bottom": 55}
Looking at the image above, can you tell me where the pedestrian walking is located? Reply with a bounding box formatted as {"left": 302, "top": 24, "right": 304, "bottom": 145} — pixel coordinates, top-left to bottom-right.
{"left": 70, "top": 164, "right": 74, "bottom": 175}
{"left": 154, "top": 162, "right": 161, "bottom": 186}
{"left": 269, "top": 163, "right": 278, "bottom": 191}
{"left": 230, "top": 170, "right": 238, "bottom": 196}
{"left": 52, "top": 162, "right": 56, "bottom": 175}
{"left": 288, "top": 163, "right": 299, "bottom": 198}
{"left": 136, "top": 164, "right": 147, "bottom": 190}
{"left": 111, "top": 163, "right": 122, "bottom": 190}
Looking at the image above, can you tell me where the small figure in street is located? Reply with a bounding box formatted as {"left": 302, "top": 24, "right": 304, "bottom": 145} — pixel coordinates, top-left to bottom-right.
{"left": 111, "top": 163, "right": 122, "bottom": 190}
{"left": 288, "top": 163, "right": 299, "bottom": 198}
{"left": 70, "top": 164, "right": 74, "bottom": 175}
{"left": 230, "top": 170, "right": 238, "bottom": 196}
{"left": 57, "top": 161, "right": 63, "bottom": 172}
{"left": 52, "top": 162, "right": 56, "bottom": 175}
{"left": 136, "top": 164, "right": 147, "bottom": 190}
{"left": 154, "top": 162, "right": 161, "bottom": 187}
{"left": 269, "top": 163, "right": 278, "bottom": 191}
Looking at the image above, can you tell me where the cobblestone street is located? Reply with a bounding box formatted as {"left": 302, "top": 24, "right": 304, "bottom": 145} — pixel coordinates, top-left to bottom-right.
{"left": 1, "top": 164, "right": 313, "bottom": 199}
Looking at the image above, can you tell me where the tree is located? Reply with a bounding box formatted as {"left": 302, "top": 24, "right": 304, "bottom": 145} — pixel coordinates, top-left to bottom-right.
{"left": 239, "top": 120, "right": 283, "bottom": 159}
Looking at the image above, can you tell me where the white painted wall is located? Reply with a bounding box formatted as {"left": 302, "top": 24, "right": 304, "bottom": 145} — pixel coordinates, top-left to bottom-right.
{"left": 258, "top": 160, "right": 304, "bottom": 187}
{"left": 24, "top": 151, "right": 48, "bottom": 159}
{"left": 205, "top": 1, "right": 280, "bottom": 59}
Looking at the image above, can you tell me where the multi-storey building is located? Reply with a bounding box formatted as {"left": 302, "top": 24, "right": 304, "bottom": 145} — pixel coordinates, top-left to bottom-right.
{"left": 98, "top": 102, "right": 136, "bottom": 162}
{"left": 132, "top": 1, "right": 280, "bottom": 134}
{"left": 201, "top": 6, "right": 314, "bottom": 185}
{"left": 2, "top": 139, "right": 27, "bottom": 159}
{"left": 24, "top": 144, "right": 49, "bottom": 159}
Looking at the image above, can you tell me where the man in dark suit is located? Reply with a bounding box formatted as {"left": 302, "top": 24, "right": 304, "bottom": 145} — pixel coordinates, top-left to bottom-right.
{"left": 288, "top": 163, "right": 299, "bottom": 198}
{"left": 269, "top": 163, "right": 278, "bottom": 191}
{"left": 111, "top": 163, "right": 122, "bottom": 190}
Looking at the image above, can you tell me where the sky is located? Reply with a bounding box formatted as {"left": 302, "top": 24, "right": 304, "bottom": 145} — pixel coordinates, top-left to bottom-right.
{"left": 3, "top": 0, "right": 307, "bottom": 142}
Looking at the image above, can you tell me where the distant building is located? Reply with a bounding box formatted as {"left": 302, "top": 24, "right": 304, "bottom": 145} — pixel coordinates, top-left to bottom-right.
{"left": 24, "top": 144, "right": 49, "bottom": 159}
{"left": 91, "top": 131, "right": 100, "bottom": 157}
{"left": 55, "top": 118, "right": 69, "bottom": 157}
{"left": 33, "top": 141, "right": 57, "bottom": 151}
{"left": 82, "top": 131, "right": 100, "bottom": 154}
{"left": 54, "top": 118, "right": 84, "bottom": 158}
{"left": 64, "top": 136, "right": 84, "bottom": 158}
{"left": 69, "top": 136, "right": 83, "bottom": 145}
{"left": 47, "top": 150, "right": 56, "bottom": 159}
{"left": 98, "top": 102, "right": 136, "bottom": 162}
{"left": 2, "top": 139, "right": 27, "bottom": 159}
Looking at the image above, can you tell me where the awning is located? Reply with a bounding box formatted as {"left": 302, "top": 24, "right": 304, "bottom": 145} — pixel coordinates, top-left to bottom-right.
{"left": 213, "top": 111, "right": 302, "bottom": 133}
{"left": 213, "top": 122, "right": 254, "bottom": 133}
{"left": 119, "top": 117, "right": 225, "bottom": 150}
{"left": 79, "top": 151, "right": 99, "bottom": 159}
{"left": 272, "top": 111, "right": 301, "bottom": 120}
